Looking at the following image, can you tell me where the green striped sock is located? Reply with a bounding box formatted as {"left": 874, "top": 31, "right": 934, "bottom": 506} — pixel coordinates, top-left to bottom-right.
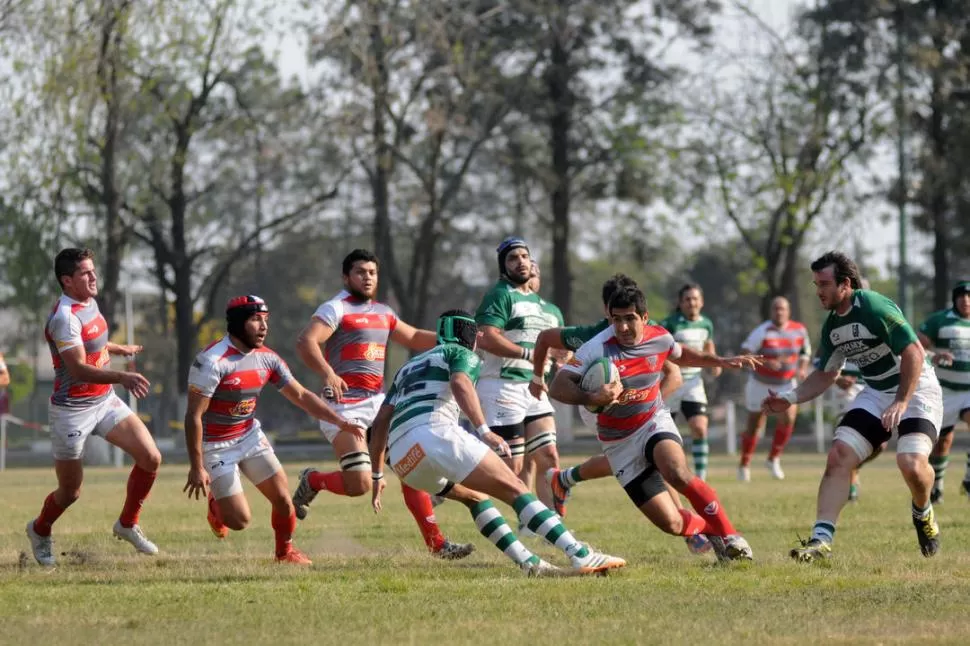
{"left": 512, "top": 493, "right": 588, "bottom": 558}
{"left": 692, "top": 438, "right": 709, "bottom": 480}
{"left": 562, "top": 465, "right": 585, "bottom": 487}
{"left": 930, "top": 455, "right": 949, "bottom": 491}
{"left": 470, "top": 500, "right": 538, "bottom": 566}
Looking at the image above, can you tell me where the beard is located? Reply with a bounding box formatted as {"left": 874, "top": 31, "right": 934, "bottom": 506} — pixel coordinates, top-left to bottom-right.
{"left": 347, "top": 285, "right": 373, "bottom": 301}
{"left": 505, "top": 270, "right": 529, "bottom": 286}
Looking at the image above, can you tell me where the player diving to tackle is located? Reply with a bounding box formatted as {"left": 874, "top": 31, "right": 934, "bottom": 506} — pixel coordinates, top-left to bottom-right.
{"left": 548, "top": 286, "right": 759, "bottom": 561}
{"left": 184, "top": 295, "right": 363, "bottom": 564}
{"left": 369, "top": 309, "right": 627, "bottom": 576}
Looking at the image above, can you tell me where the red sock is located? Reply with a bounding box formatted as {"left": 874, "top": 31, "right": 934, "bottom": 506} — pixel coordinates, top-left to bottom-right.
{"left": 308, "top": 470, "right": 347, "bottom": 495}
{"left": 769, "top": 424, "right": 794, "bottom": 459}
{"left": 677, "top": 509, "right": 709, "bottom": 537}
{"left": 33, "top": 492, "right": 67, "bottom": 537}
{"left": 119, "top": 465, "right": 157, "bottom": 528}
{"left": 739, "top": 432, "right": 759, "bottom": 467}
{"left": 682, "top": 477, "right": 736, "bottom": 537}
{"left": 271, "top": 510, "right": 297, "bottom": 558}
{"left": 401, "top": 483, "right": 446, "bottom": 551}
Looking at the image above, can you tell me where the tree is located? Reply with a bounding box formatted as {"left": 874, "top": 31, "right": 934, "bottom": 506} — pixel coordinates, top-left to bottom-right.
{"left": 687, "top": 4, "right": 880, "bottom": 318}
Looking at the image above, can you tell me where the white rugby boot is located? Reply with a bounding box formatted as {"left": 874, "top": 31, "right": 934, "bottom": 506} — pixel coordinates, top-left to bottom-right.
{"left": 113, "top": 520, "right": 158, "bottom": 555}
{"left": 26, "top": 521, "right": 56, "bottom": 567}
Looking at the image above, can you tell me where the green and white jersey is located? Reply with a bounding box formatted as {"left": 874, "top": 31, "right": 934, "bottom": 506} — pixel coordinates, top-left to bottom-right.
{"left": 816, "top": 289, "right": 925, "bottom": 392}
{"left": 475, "top": 279, "right": 564, "bottom": 381}
{"left": 919, "top": 309, "right": 970, "bottom": 391}
{"left": 384, "top": 344, "right": 481, "bottom": 438}
{"left": 659, "top": 312, "right": 714, "bottom": 381}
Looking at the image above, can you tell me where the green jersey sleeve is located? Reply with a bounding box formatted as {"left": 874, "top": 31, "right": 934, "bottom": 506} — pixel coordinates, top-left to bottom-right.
{"left": 475, "top": 284, "right": 512, "bottom": 329}
{"left": 443, "top": 345, "right": 481, "bottom": 382}
{"left": 384, "top": 372, "right": 401, "bottom": 406}
{"left": 559, "top": 319, "right": 610, "bottom": 352}
{"left": 863, "top": 290, "right": 918, "bottom": 354}
{"left": 918, "top": 310, "right": 944, "bottom": 344}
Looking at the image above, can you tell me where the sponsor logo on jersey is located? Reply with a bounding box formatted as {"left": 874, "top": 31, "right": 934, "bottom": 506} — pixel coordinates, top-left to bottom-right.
{"left": 351, "top": 316, "right": 371, "bottom": 325}
{"left": 646, "top": 356, "right": 658, "bottom": 369}
{"left": 67, "top": 431, "right": 82, "bottom": 438}
{"left": 363, "top": 343, "right": 386, "bottom": 362}
{"left": 229, "top": 398, "right": 257, "bottom": 416}
{"left": 392, "top": 443, "right": 426, "bottom": 478}
{"left": 95, "top": 349, "right": 110, "bottom": 368}
{"left": 89, "top": 324, "right": 99, "bottom": 334}
{"left": 210, "top": 460, "right": 225, "bottom": 470}
{"left": 616, "top": 387, "right": 652, "bottom": 405}
{"left": 224, "top": 377, "right": 243, "bottom": 387}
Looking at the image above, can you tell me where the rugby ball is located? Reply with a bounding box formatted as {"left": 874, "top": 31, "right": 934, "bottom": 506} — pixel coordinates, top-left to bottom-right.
{"left": 579, "top": 357, "right": 620, "bottom": 414}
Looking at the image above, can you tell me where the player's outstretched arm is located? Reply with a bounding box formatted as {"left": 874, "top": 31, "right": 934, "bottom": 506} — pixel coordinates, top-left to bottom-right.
{"left": 390, "top": 321, "right": 437, "bottom": 352}
{"left": 106, "top": 342, "right": 143, "bottom": 356}
{"left": 279, "top": 380, "right": 363, "bottom": 439}
{"left": 529, "top": 328, "right": 566, "bottom": 397}
{"left": 762, "top": 369, "right": 839, "bottom": 413}
{"left": 478, "top": 325, "right": 532, "bottom": 360}
{"left": 295, "top": 318, "right": 347, "bottom": 400}
{"left": 704, "top": 339, "right": 722, "bottom": 377}
{"left": 674, "top": 345, "right": 762, "bottom": 371}
{"left": 60, "top": 346, "right": 149, "bottom": 397}
{"left": 183, "top": 390, "right": 212, "bottom": 500}
{"left": 368, "top": 404, "right": 394, "bottom": 513}
{"left": 451, "top": 372, "right": 510, "bottom": 457}
{"left": 661, "top": 361, "right": 683, "bottom": 399}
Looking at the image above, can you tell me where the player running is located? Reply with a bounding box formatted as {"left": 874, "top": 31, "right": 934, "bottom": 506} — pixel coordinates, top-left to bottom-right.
{"left": 659, "top": 284, "right": 721, "bottom": 480}
{"left": 291, "top": 249, "right": 474, "bottom": 559}
{"left": 369, "top": 309, "right": 627, "bottom": 576}
{"left": 738, "top": 296, "right": 812, "bottom": 481}
{"left": 475, "top": 237, "right": 564, "bottom": 511}
{"left": 26, "top": 248, "right": 161, "bottom": 567}
{"left": 917, "top": 281, "right": 970, "bottom": 503}
{"left": 184, "top": 295, "right": 361, "bottom": 564}
{"left": 763, "top": 252, "right": 944, "bottom": 562}
{"left": 549, "top": 286, "right": 759, "bottom": 561}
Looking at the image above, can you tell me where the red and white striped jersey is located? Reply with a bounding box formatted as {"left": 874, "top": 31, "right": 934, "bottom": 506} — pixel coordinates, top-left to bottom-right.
{"left": 562, "top": 324, "right": 681, "bottom": 442}
{"left": 188, "top": 336, "right": 293, "bottom": 442}
{"left": 45, "top": 295, "right": 112, "bottom": 408}
{"left": 742, "top": 320, "right": 812, "bottom": 385}
{"left": 312, "top": 290, "right": 398, "bottom": 402}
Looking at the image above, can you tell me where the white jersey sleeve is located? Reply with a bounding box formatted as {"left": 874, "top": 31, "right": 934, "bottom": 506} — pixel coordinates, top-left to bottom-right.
{"left": 560, "top": 330, "right": 609, "bottom": 376}
{"left": 741, "top": 321, "right": 768, "bottom": 354}
{"left": 800, "top": 326, "right": 813, "bottom": 357}
{"left": 187, "top": 354, "right": 223, "bottom": 398}
{"left": 312, "top": 297, "right": 344, "bottom": 330}
{"left": 49, "top": 308, "right": 84, "bottom": 352}
{"left": 668, "top": 340, "right": 683, "bottom": 360}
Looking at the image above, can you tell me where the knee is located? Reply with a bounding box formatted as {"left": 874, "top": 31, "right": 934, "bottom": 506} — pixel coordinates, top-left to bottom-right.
{"left": 530, "top": 445, "right": 558, "bottom": 467}
{"left": 224, "top": 513, "right": 250, "bottom": 531}
{"left": 896, "top": 452, "right": 926, "bottom": 478}
{"left": 141, "top": 450, "right": 162, "bottom": 472}
{"left": 58, "top": 487, "right": 82, "bottom": 507}
{"left": 824, "top": 445, "right": 859, "bottom": 476}
{"left": 344, "top": 473, "right": 371, "bottom": 497}
{"left": 665, "top": 466, "right": 694, "bottom": 491}
{"left": 656, "top": 513, "right": 683, "bottom": 535}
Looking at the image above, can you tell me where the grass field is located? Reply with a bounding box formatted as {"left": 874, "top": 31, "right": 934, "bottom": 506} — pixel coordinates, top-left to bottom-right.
{"left": 2, "top": 453, "right": 970, "bottom": 645}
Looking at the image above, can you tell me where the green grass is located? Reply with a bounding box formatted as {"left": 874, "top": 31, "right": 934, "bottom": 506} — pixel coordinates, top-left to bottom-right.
{"left": 2, "top": 454, "right": 970, "bottom": 645}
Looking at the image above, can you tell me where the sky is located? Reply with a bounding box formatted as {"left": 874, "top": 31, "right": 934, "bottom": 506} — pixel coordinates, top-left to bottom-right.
{"left": 262, "top": 0, "right": 928, "bottom": 278}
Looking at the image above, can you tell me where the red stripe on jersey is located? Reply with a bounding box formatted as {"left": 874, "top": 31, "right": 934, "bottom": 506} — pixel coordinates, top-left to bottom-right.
{"left": 343, "top": 372, "right": 383, "bottom": 393}
{"left": 340, "top": 314, "right": 395, "bottom": 331}
{"left": 204, "top": 420, "right": 254, "bottom": 441}
{"left": 760, "top": 337, "right": 804, "bottom": 350}
{"left": 208, "top": 397, "right": 258, "bottom": 417}
{"left": 754, "top": 365, "right": 798, "bottom": 381}
{"left": 217, "top": 369, "right": 265, "bottom": 391}
{"left": 340, "top": 342, "right": 387, "bottom": 362}
{"left": 66, "top": 382, "right": 112, "bottom": 399}
{"left": 597, "top": 407, "right": 658, "bottom": 434}
{"left": 80, "top": 315, "right": 108, "bottom": 342}
{"left": 614, "top": 355, "right": 666, "bottom": 379}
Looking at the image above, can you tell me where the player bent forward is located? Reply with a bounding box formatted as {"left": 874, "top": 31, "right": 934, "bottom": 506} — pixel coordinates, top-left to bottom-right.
{"left": 548, "top": 286, "right": 758, "bottom": 562}
{"left": 369, "top": 309, "right": 627, "bottom": 575}
{"left": 763, "top": 252, "right": 944, "bottom": 562}
{"left": 184, "top": 296, "right": 362, "bottom": 564}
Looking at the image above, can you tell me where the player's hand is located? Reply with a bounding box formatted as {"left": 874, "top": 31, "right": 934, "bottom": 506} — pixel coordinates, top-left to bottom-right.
{"left": 113, "top": 344, "right": 143, "bottom": 357}
{"left": 371, "top": 477, "right": 386, "bottom": 514}
{"left": 761, "top": 390, "right": 793, "bottom": 414}
{"left": 882, "top": 400, "right": 908, "bottom": 430}
{"left": 482, "top": 431, "right": 511, "bottom": 458}
{"left": 183, "top": 466, "right": 210, "bottom": 500}
{"left": 322, "top": 372, "right": 348, "bottom": 403}
{"left": 722, "top": 354, "right": 763, "bottom": 371}
{"left": 933, "top": 351, "right": 955, "bottom": 368}
{"left": 120, "top": 372, "right": 150, "bottom": 398}
{"left": 339, "top": 419, "right": 366, "bottom": 440}
{"left": 835, "top": 375, "right": 857, "bottom": 390}
{"left": 528, "top": 380, "right": 546, "bottom": 400}
{"left": 588, "top": 380, "right": 623, "bottom": 408}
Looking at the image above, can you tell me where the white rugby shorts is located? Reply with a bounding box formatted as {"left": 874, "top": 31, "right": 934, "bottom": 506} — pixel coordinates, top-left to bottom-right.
{"left": 387, "top": 422, "right": 489, "bottom": 495}
{"left": 477, "top": 377, "right": 555, "bottom": 427}
{"left": 48, "top": 392, "right": 133, "bottom": 460}
{"left": 204, "top": 421, "right": 282, "bottom": 499}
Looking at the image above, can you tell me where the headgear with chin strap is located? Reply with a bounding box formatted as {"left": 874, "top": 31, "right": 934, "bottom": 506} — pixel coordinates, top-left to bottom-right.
{"left": 496, "top": 236, "right": 530, "bottom": 283}
{"left": 436, "top": 309, "right": 478, "bottom": 351}
{"left": 226, "top": 295, "right": 269, "bottom": 339}
{"left": 952, "top": 281, "right": 970, "bottom": 310}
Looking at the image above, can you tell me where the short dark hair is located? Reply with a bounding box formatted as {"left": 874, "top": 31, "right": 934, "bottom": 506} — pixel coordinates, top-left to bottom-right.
{"left": 678, "top": 283, "right": 702, "bottom": 300}
{"left": 601, "top": 274, "right": 638, "bottom": 307}
{"left": 810, "top": 251, "right": 863, "bottom": 289}
{"left": 54, "top": 248, "right": 95, "bottom": 288}
{"left": 342, "top": 249, "right": 379, "bottom": 276}
{"left": 608, "top": 286, "right": 648, "bottom": 316}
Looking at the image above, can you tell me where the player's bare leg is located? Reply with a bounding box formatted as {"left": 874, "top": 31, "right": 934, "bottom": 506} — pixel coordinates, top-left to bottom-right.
{"left": 294, "top": 431, "right": 371, "bottom": 514}
{"left": 27, "top": 458, "right": 84, "bottom": 566}
{"left": 791, "top": 439, "right": 859, "bottom": 562}
{"left": 652, "top": 439, "right": 752, "bottom": 561}
{"left": 460, "top": 450, "right": 626, "bottom": 573}
{"left": 104, "top": 415, "right": 161, "bottom": 555}
{"left": 897, "top": 444, "right": 940, "bottom": 557}
{"left": 738, "top": 412, "right": 765, "bottom": 482}
{"left": 524, "top": 416, "right": 559, "bottom": 510}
